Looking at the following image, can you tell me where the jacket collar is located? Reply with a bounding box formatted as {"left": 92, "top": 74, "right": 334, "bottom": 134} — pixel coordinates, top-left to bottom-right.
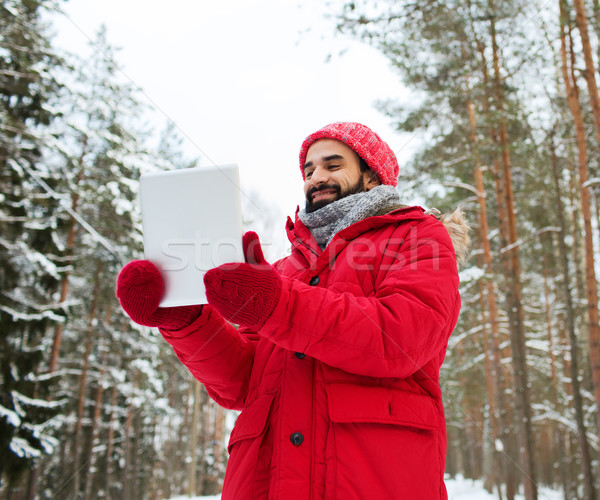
{"left": 285, "top": 205, "right": 429, "bottom": 268}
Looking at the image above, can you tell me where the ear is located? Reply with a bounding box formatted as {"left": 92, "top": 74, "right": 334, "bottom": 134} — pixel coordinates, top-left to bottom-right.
{"left": 363, "top": 170, "right": 380, "bottom": 191}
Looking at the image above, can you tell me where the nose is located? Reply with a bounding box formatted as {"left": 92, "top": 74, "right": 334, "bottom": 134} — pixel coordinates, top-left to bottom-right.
{"left": 309, "top": 165, "right": 328, "bottom": 186}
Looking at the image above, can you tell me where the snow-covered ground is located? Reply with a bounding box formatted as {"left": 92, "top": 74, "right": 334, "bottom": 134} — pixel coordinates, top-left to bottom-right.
{"left": 446, "top": 476, "right": 562, "bottom": 499}
{"left": 166, "top": 475, "right": 563, "bottom": 499}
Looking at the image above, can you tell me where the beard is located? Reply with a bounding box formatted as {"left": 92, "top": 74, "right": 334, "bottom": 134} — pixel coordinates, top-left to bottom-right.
{"left": 305, "top": 176, "right": 365, "bottom": 214}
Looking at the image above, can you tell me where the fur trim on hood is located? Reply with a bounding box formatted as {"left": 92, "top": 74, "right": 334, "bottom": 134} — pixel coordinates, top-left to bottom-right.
{"left": 431, "top": 207, "right": 471, "bottom": 269}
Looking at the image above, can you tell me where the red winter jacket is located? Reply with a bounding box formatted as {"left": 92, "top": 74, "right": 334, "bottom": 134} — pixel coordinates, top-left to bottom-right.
{"left": 160, "top": 206, "right": 464, "bottom": 500}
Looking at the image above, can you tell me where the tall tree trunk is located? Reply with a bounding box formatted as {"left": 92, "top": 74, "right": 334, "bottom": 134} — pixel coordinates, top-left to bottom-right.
{"left": 71, "top": 331, "right": 93, "bottom": 499}
{"left": 105, "top": 384, "right": 118, "bottom": 500}
{"left": 596, "top": 194, "right": 600, "bottom": 253}
{"left": 560, "top": 0, "right": 600, "bottom": 466}
{"left": 122, "top": 377, "right": 137, "bottom": 500}
{"left": 131, "top": 410, "right": 142, "bottom": 498}
{"left": 161, "top": 380, "right": 173, "bottom": 499}
{"left": 83, "top": 346, "right": 107, "bottom": 500}
{"left": 149, "top": 414, "right": 161, "bottom": 500}
{"left": 71, "top": 261, "right": 102, "bottom": 498}
{"left": 198, "top": 386, "right": 208, "bottom": 494}
{"left": 188, "top": 379, "right": 202, "bottom": 497}
{"left": 542, "top": 252, "right": 559, "bottom": 391}
{"left": 453, "top": 340, "right": 477, "bottom": 479}
{"left": 212, "top": 403, "right": 225, "bottom": 489}
{"left": 566, "top": 156, "right": 586, "bottom": 304}
{"left": 476, "top": 37, "right": 518, "bottom": 500}
{"left": 592, "top": 0, "right": 600, "bottom": 73}
{"left": 477, "top": 259, "right": 503, "bottom": 496}
{"left": 467, "top": 92, "right": 506, "bottom": 497}
{"left": 548, "top": 122, "right": 596, "bottom": 499}
{"left": 540, "top": 245, "right": 570, "bottom": 497}
{"left": 488, "top": 3, "right": 537, "bottom": 498}
{"left": 573, "top": 0, "right": 600, "bottom": 144}
{"left": 48, "top": 223, "right": 77, "bottom": 374}
{"left": 48, "top": 162, "right": 86, "bottom": 374}
{"left": 175, "top": 382, "right": 194, "bottom": 496}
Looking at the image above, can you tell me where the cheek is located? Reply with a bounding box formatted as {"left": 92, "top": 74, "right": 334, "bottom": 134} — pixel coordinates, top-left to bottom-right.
{"left": 337, "top": 174, "right": 351, "bottom": 189}
{"left": 303, "top": 180, "right": 311, "bottom": 196}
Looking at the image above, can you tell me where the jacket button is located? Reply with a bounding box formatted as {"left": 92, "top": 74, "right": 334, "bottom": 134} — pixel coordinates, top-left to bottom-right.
{"left": 295, "top": 352, "right": 306, "bottom": 359}
{"left": 309, "top": 276, "right": 320, "bottom": 286}
{"left": 290, "top": 432, "right": 304, "bottom": 446}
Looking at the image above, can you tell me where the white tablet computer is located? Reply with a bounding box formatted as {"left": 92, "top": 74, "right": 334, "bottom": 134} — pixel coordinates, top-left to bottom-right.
{"left": 140, "top": 164, "right": 244, "bottom": 307}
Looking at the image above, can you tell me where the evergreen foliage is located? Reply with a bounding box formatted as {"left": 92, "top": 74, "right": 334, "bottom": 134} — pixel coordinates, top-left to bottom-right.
{"left": 0, "top": 7, "right": 235, "bottom": 499}
{"left": 336, "top": 0, "right": 600, "bottom": 497}
{"left": 4, "top": 0, "right": 600, "bottom": 497}
{"left": 0, "top": 0, "right": 64, "bottom": 488}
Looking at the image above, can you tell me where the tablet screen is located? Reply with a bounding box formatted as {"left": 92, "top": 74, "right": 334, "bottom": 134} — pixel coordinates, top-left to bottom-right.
{"left": 140, "top": 164, "right": 244, "bottom": 307}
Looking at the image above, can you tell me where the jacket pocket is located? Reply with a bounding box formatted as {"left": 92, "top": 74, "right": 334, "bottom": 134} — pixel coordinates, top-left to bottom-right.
{"left": 324, "top": 383, "right": 443, "bottom": 500}
{"left": 227, "top": 392, "right": 275, "bottom": 452}
{"left": 222, "top": 393, "right": 276, "bottom": 500}
{"left": 326, "top": 382, "right": 441, "bottom": 430}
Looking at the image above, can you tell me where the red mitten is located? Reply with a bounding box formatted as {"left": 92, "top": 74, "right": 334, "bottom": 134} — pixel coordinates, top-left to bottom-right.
{"left": 116, "top": 260, "right": 203, "bottom": 330}
{"left": 204, "top": 232, "right": 281, "bottom": 329}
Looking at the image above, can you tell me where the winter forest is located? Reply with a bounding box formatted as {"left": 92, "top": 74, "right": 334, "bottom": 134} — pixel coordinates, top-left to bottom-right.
{"left": 2, "top": 0, "right": 600, "bottom": 499}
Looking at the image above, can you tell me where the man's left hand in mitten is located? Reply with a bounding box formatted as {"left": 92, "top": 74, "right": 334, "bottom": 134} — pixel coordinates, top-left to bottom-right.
{"left": 204, "top": 231, "right": 281, "bottom": 329}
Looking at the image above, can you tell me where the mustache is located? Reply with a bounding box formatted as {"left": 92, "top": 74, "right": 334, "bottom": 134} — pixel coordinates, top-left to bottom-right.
{"left": 306, "top": 184, "right": 341, "bottom": 201}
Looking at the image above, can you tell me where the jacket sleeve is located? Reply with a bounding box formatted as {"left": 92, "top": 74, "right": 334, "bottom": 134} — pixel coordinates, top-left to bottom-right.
{"left": 259, "top": 218, "right": 460, "bottom": 379}
{"left": 159, "top": 306, "right": 257, "bottom": 410}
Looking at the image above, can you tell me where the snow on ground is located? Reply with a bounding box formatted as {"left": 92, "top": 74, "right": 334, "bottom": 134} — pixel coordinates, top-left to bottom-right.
{"left": 165, "top": 475, "right": 563, "bottom": 499}
{"left": 166, "top": 496, "right": 220, "bottom": 500}
{"left": 446, "top": 476, "right": 563, "bottom": 499}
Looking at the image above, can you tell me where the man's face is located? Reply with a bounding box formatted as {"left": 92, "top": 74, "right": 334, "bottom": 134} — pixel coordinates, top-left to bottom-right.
{"left": 303, "top": 139, "right": 380, "bottom": 213}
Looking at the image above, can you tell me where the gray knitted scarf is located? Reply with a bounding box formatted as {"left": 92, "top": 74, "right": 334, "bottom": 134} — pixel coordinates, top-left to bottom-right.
{"left": 298, "top": 185, "right": 401, "bottom": 249}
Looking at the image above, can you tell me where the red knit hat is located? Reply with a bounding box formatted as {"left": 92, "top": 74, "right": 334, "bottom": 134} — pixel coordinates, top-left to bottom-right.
{"left": 299, "top": 122, "right": 399, "bottom": 187}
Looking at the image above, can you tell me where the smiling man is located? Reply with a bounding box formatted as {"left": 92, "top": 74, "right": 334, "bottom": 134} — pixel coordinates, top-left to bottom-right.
{"left": 116, "top": 122, "right": 470, "bottom": 499}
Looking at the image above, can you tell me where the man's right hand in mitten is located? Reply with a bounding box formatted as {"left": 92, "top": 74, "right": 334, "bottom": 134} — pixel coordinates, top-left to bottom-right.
{"left": 116, "top": 260, "right": 203, "bottom": 330}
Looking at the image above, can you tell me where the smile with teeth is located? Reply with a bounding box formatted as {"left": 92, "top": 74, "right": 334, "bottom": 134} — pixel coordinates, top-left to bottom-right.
{"left": 312, "top": 189, "right": 337, "bottom": 201}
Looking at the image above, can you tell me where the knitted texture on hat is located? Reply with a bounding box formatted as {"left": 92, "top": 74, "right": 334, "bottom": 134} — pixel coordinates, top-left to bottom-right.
{"left": 299, "top": 122, "right": 399, "bottom": 187}
{"left": 116, "top": 260, "right": 203, "bottom": 329}
{"left": 204, "top": 262, "right": 281, "bottom": 329}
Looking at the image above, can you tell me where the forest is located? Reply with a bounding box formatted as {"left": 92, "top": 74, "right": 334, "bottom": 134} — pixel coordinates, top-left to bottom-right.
{"left": 1, "top": 0, "right": 600, "bottom": 499}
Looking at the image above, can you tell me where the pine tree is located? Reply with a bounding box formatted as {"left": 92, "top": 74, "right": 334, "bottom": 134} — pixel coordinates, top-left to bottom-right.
{"left": 35, "top": 27, "right": 150, "bottom": 498}
{"left": 0, "top": 0, "right": 65, "bottom": 492}
{"left": 334, "top": 0, "right": 600, "bottom": 496}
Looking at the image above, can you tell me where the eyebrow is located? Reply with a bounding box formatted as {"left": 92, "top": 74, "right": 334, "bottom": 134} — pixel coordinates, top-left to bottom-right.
{"left": 302, "top": 154, "right": 345, "bottom": 171}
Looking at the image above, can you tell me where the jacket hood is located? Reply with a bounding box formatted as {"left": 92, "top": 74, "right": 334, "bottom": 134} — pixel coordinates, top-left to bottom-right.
{"left": 380, "top": 204, "right": 471, "bottom": 269}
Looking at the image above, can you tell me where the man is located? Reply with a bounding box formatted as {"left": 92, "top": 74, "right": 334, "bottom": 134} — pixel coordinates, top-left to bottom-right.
{"left": 116, "top": 122, "right": 469, "bottom": 499}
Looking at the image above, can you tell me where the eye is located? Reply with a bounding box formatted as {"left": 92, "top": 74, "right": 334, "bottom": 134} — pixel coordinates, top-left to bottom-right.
{"left": 327, "top": 164, "right": 341, "bottom": 170}
{"left": 305, "top": 170, "right": 313, "bottom": 179}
